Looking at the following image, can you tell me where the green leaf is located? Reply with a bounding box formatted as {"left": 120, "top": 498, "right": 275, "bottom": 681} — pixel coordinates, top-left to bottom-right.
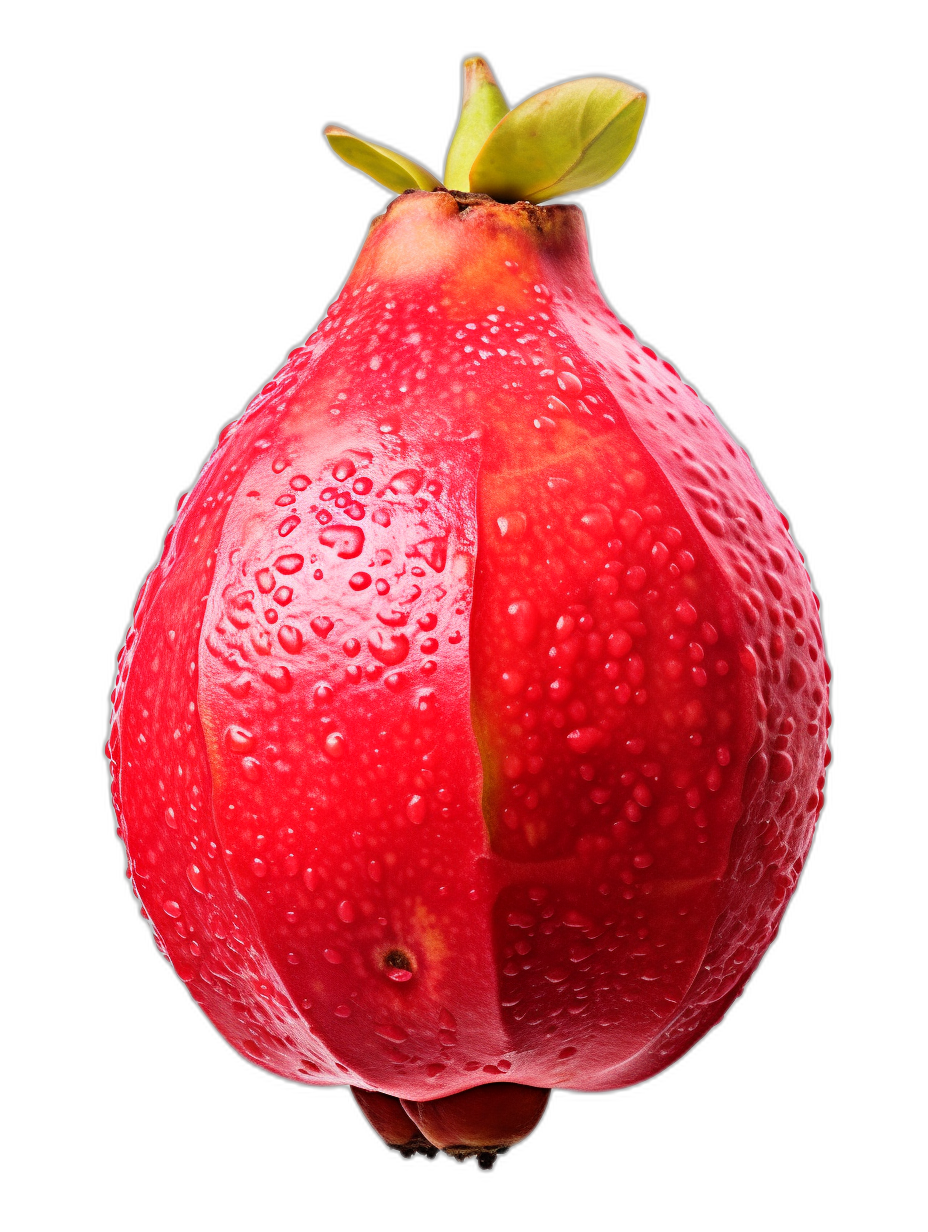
{"left": 324, "top": 126, "right": 443, "bottom": 193}
{"left": 469, "top": 77, "right": 646, "bottom": 204}
{"left": 444, "top": 57, "right": 509, "bottom": 192}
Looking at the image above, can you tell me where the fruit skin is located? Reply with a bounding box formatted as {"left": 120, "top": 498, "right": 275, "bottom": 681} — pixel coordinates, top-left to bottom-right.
{"left": 109, "top": 189, "right": 829, "bottom": 1106}
{"left": 350, "top": 1088, "right": 437, "bottom": 1156}
{"left": 401, "top": 1083, "right": 550, "bottom": 1152}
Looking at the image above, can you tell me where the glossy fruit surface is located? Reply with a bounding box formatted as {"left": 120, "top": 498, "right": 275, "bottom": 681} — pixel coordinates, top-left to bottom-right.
{"left": 109, "top": 189, "right": 829, "bottom": 1117}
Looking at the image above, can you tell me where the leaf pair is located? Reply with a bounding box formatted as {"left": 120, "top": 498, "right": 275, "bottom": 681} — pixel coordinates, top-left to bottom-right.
{"left": 325, "top": 57, "right": 646, "bottom": 205}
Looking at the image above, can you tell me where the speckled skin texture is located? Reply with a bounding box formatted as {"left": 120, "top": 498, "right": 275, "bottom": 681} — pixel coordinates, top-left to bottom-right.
{"left": 109, "top": 190, "right": 829, "bottom": 1102}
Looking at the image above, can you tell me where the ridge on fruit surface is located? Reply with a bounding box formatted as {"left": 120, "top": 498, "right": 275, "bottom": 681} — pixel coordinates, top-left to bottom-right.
{"left": 325, "top": 56, "right": 646, "bottom": 203}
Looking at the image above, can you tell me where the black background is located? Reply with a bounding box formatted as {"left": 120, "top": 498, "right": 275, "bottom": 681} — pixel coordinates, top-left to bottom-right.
{"left": 65, "top": 16, "right": 862, "bottom": 1212}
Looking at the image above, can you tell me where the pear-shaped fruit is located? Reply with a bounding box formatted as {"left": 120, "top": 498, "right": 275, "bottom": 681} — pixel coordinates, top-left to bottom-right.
{"left": 109, "top": 57, "right": 829, "bottom": 1165}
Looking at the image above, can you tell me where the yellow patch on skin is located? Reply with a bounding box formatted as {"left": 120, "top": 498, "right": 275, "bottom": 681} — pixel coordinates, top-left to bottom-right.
{"left": 352, "top": 192, "right": 586, "bottom": 315}
{"left": 410, "top": 898, "right": 451, "bottom": 968}
{"left": 357, "top": 193, "right": 461, "bottom": 284}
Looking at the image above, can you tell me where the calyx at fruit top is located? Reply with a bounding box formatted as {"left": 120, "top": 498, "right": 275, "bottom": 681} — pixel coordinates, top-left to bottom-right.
{"left": 325, "top": 56, "right": 646, "bottom": 204}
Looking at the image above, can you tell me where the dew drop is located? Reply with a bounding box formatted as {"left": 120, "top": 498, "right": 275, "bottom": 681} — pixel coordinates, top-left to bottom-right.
{"left": 324, "top": 732, "right": 346, "bottom": 759}
{"left": 387, "top": 469, "right": 422, "bottom": 495}
{"left": 186, "top": 863, "right": 207, "bottom": 893}
{"left": 278, "top": 625, "right": 303, "bottom": 654}
{"left": 579, "top": 504, "right": 614, "bottom": 538}
{"left": 368, "top": 630, "right": 410, "bottom": 665}
{"left": 225, "top": 726, "right": 255, "bottom": 753}
{"left": 406, "top": 795, "right": 427, "bottom": 825}
{"left": 241, "top": 756, "right": 263, "bottom": 780}
{"left": 507, "top": 599, "right": 539, "bottom": 645}
{"left": 261, "top": 666, "right": 292, "bottom": 692}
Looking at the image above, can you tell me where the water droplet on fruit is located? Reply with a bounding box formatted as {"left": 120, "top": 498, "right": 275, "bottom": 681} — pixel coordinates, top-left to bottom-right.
{"left": 349, "top": 572, "right": 371, "bottom": 590}
{"left": 566, "top": 727, "right": 604, "bottom": 754}
{"left": 186, "top": 863, "right": 207, "bottom": 893}
{"left": 324, "top": 732, "right": 346, "bottom": 759}
{"left": 278, "top": 625, "right": 303, "bottom": 653}
{"left": 163, "top": 900, "right": 181, "bottom": 919}
{"left": 278, "top": 515, "right": 301, "bottom": 536}
{"left": 406, "top": 795, "right": 427, "bottom": 825}
{"left": 261, "top": 666, "right": 292, "bottom": 692}
{"left": 770, "top": 753, "right": 794, "bottom": 782}
{"left": 319, "top": 525, "right": 365, "bottom": 559}
{"left": 557, "top": 371, "right": 583, "bottom": 394}
{"left": 507, "top": 600, "right": 539, "bottom": 645}
{"left": 311, "top": 616, "right": 334, "bottom": 638}
{"left": 368, "top": 630, "right": 409, "bottom": 665}
{"left": 225, "top": 726, "right": 255, "bottom": 753}
{"left": 579, "top": 505, "right": 613, "bottom": 538}
{"left": 274, "top": 553, "right": 304, "bottom": 574}
{"left": 337, "top": 900, "right": 355, "bottom": 923}
{"left": 241, "top": 756, "right": 263, "bottom": 780}
{"left": 324, "top": 948, "right": 343, "bottom": 964}
{"left": 387, "top": 469, "right": 422, "bottom": 495}
{"left": 333, "top": 459, "right": 356, "bottom": 481}
{"left": 414, "top": 535, "right": 449, "bottom": 572}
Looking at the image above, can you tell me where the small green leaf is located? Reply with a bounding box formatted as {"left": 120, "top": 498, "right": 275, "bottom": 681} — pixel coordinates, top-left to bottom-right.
{"left": 469, "top": 77, "right": 646, "bottom": 204}
{"left": 444, "top": 57, "right": 509, "bottom": 192}
{"left": 324, "top": 126, "right": 443, "bottom": 193}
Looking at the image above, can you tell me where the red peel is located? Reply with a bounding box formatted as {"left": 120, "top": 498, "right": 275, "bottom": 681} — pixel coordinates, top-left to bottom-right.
{"left": 110, "top": 68, "right": 829, "bottom": 1166}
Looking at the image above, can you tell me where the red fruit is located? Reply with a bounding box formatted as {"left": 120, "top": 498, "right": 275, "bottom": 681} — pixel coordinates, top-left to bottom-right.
{"left": 109, "top": 58, "right": 829, "bottom": 1164}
